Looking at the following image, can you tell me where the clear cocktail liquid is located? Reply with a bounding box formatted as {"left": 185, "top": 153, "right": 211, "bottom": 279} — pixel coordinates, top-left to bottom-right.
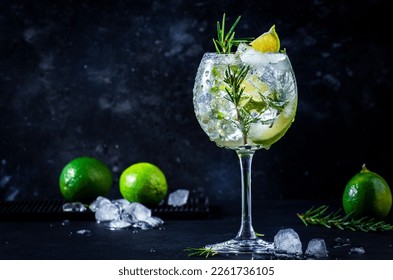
{"left": 193, "top": 44, "right": 297, "bottom": 150}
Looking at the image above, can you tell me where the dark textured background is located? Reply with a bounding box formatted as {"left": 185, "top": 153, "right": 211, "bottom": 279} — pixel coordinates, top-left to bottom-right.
{"left": 1, "top": 0, "right": 392, "bottom": 204}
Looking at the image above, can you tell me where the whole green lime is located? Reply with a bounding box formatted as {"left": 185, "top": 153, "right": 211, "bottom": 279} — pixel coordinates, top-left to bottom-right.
{"left": 119, "top": 162, "right": 168, "bottom": 206}
{"left": 343, "top": 164, "right": 392, "bottom": 219}
{"left": 59, "top": 157, "right": 113, "bottom": 203}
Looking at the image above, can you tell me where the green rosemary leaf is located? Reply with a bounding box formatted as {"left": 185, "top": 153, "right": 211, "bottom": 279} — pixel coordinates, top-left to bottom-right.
{"left": 219, "top": 13, "right": 225, "bottom": 43}
{"left": 222, "top": 65, "right": 254, "bottom": 144}
{"left": 185, "top": 247, "right": 218, "bottom": 258}
{"left": 297, "top": 205, "right": 393, "bottom": 232}
{"left": 225, "top": 14, "right": 241, "bottom": 41}
{"left": 297, "top": 213, "right": 308, "bottom": 226}
{"left": 212, "top": 39, "right": 220, "bottom": 53}
{"left": 335, "top": 224, "right": 344, "bottom": 230}
{"left": 213, "top": 13, "right": 253, "bottom": 53}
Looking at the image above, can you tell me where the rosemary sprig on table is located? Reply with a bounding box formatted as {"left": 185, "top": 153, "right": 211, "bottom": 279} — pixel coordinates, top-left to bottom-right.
{"left": 185, "top": 247, "right": 218, "bottom": 258}
{"left": 213, "top": 13, "right": 253, "bottom": 54}
{"left": 297, "top": 205, "right": 393, "bottom": 232}
{"left": 185, "top": 233, "right": 264, "bottom": 258}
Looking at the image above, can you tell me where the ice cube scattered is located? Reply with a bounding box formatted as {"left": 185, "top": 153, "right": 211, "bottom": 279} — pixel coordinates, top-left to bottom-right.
{"left": 274, "top": 228, "right": 303, "bottom": 256}
{"left": 108, "top": 220, "right": 132, "bottom": 230}
{"left": 121, "top": 202, "right": 151, "bottom": 222}
{"left": 76, "top": 229, "right": 92, "bottom": 236}
{"left": 134, "top": 221, "right": 153, "bottom": 230}
{"left": 111, "top": 198, "right": 131, "bottom": 211}
{"left": 89, "top": 197, "right": 163, "bottom": 230}
{"left": 89, "top": 196, "right": 111, "bottom": 212}
{"left": 62, "top": 202, "right": 87, "bottom": 212}
{"left": 144, "top": 216, "right": 164, "bottom": 228}
{"left": 305, "top": 238, "right": 329, "bottom": 259}
{"left": 349, "top": 246, "right": 365, "bottom": 255}
{"left": 168, "top": 189, "right": 189, "bottom": 207}
{"left": 95, "top": 202, "right": 120, "bottom": 223}
{"left": 334, "top": 237, "right": 351, "bottom": 248}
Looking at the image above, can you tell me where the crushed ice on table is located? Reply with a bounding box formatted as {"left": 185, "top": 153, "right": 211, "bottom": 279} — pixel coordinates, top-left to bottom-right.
{"left": 121, "top": 202, "right": 151, "bottom": 222}
{"left": 305, "top": 238, "right": 329, "bottom": 259}
{"left": 333, "top": 237, "right": 351, "bottom": 248}
{"left": 95, "top": 201, "right": 120, "bottom": 223}
{"left": 89, "top": 196, "right": 111, "bottom": 212}
{"left": 89, "top": 197, "right": 163, "bottom": 231}
{"left": 76, "top": 229, "right": 92, "bottom": 236}
{"left": 145, "top": 216, "right": 164, "bottom": 227}
{"left": 62, "top": 197, "right": 163, "bottom": 231}
{"left": 274, "top": 228, "right": 303, "bottom": 257}
{"left": 253, "top": 228, "right": 330, "bottom": 260}
{"left": 333, "top": 237, "right": 366, "bottom": 256}
{"left": 168, "top": 189, "right": 189, "bottom": 207}
{"left": 61, "top": 219, "right": 70, "bottom": 226}
{"left": 108, "top": 220, "right": 132, "bottom": 230}
{"left": 62, "top": 202, "right": 87, "bottom": 212}
{"left": 111, "top": 198, "right": 131, "bottom": 211}
{"left": 349, "top": 246, "right": 365, "bottom": 255}
{"left": 269, "top": 231, "right": 366, "bottom": 259}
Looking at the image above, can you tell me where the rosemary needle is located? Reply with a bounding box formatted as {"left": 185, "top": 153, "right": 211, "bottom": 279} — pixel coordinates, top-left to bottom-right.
{"left": 297, "top": 205, "right": 393, "bottom": 232}
{"left": 213, "top": 13, "right": 253, "bottom": 54}
{"left": 185, "top": 247, "right": 218, "bottom": 258}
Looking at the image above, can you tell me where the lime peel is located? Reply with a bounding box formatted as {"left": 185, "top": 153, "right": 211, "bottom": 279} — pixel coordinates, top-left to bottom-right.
{"left": 119, "top": 162, "right": 168, "bottom": 207}
{"left": 343, "top": 164, "right": 392, "bottom": 219}
{"left": 250, "top": 24, "right": 280, "bottom": 53}
{"left": 59, "top": 157, "right": 113, "bottom": 203}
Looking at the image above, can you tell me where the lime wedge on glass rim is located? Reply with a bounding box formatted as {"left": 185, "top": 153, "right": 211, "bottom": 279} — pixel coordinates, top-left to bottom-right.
{"left": 250, "top": 24, "right": 280, "bottom": 53}
{"left": 245, "top": 24, "right": 296, "bottom": 147}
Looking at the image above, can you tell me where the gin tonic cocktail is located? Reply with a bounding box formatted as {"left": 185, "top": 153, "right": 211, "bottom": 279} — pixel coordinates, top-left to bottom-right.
{"left": 193, "top": 41, "right": 297, "bottom": 254}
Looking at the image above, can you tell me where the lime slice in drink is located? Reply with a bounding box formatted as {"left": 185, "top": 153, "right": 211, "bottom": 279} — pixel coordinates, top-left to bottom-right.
{"left": 239, "top": 76, "right": 270, "bottom": 115}
{"left": 249, "top": 97, "right": 297, "bottom": 147}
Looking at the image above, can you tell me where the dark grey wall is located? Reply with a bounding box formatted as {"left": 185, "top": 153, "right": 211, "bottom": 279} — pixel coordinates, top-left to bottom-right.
{"left": 1, "top": 0, "right": 392, "bottom": 204}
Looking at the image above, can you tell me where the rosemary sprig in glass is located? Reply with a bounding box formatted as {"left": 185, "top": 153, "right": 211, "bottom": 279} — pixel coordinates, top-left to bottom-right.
{"left": 297, "top": 205, "right": 393, "bottom": 232}
{"left": 224, "top": 65, "right": 250, "bottom": 106}
{"left": 213, "top": 13, "right": 254, "bottom": 54}
{"left": 223, "top": 65, "right": 254, "bottom": 144}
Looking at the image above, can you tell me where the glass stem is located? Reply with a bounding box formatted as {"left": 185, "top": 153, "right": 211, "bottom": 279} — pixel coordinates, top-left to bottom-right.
{"left": 235, "top": 149, "right": 257, "bottom": 240}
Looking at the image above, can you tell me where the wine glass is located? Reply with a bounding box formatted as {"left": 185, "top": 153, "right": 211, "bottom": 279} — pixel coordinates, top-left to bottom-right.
{"left": 193, "top": 44, "right": 298, "bottom": 254}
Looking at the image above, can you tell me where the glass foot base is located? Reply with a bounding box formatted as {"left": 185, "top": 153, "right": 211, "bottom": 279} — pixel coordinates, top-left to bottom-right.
{"left": 206, "top": 237, "right": 274, "bottom": 255}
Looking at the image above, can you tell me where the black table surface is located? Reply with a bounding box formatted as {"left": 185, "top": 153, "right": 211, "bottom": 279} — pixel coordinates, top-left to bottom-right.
{"left": 0, "top": 199, "right": 392, "bottom": 260}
